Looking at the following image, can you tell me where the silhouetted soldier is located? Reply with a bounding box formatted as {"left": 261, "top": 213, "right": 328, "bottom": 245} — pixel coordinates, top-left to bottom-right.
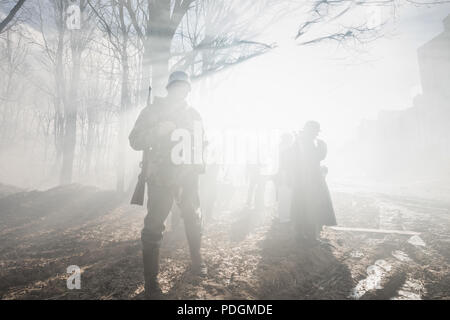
{"left": 200, "top": 163, "right": 220, "bottom": 222}
{"left": 129, "top": 71, "right": 207, "bottom": 299}
{"left": 246, "top": 162, "right": 265, "bottom": 210}
{"left": 246, "top": 145, "right": 266, "bottom": 211}
{"left": 275, "top": 133, "right": 294, "bottom": 223}
{"left": 290, "top": 121, "right": 337, "bottom": 243}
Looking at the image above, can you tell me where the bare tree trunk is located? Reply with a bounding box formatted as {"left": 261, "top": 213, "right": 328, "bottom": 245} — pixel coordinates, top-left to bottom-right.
{"left": 149, "top": 39, "right": 171, "bottom": 96}
{"left": 53, "top": 5, "right": 66, "bottom": 174}
{"left": 59, "top": 0, "right": 92, "bottom": 185}
{"left": 116, "top": 42, "right": 130, "bottom": 192}
{"left": 0, "top": 0, "right": 27, "bottom": 34}
{"left": 125, "top": 0, "right": 194, "bottom": 96}
{"left": 60, "top": 46, "right": 81, "bottom": 185}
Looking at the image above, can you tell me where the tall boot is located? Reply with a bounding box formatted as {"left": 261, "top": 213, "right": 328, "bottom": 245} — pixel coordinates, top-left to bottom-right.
{"left": 184, "top": 219, "right": 207, "bottom": 276}
{"left": 142, "top": 242, "right": 163, "bottom": 299}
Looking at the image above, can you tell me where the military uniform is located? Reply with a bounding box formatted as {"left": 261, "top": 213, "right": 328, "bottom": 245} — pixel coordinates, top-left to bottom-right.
{"left": 290, "top": 128, "right": 337, "bottom": 242}
{"left": 129, "top": 94, "right": 206, "bottom": 298}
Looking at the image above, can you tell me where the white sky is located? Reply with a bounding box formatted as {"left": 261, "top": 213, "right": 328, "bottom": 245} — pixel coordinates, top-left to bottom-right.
{"left": 192, "top": 4, "right": 450, "bottom": 149}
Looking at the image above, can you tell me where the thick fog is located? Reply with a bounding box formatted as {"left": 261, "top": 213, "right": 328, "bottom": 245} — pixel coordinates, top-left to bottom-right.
{"left": 1, "top": 2, "right": 449, "bottom": 198}
{"left": 1, "top": 0, "right": 450, "bottom": 302}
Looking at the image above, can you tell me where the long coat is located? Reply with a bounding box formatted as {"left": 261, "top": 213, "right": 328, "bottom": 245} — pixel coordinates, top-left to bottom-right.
{"left": 290, "top": 135, "right": 337, "bottom": 230}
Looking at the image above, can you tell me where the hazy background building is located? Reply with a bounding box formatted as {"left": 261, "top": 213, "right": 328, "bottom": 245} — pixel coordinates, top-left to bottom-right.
{"left": 355, "top": 15, "right": 450, "bottom": 183}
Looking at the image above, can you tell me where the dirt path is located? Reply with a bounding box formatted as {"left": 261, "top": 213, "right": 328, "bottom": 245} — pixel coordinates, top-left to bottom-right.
{"left": 0, "top": 184, "right": 449, "bottom": 300}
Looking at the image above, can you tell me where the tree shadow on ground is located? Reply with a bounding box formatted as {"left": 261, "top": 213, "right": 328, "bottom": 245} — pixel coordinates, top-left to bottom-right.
{"left": 0, "top": 184, "right": 125, "bottom": 231}
{"left": 229, "top": 207, "right": 264, "bottom": 242}
{"left": 0, "top": 185, "right": 130, "bottom": 298}
{"left": 254, "top": 221, "right": 355, "bottom": 299}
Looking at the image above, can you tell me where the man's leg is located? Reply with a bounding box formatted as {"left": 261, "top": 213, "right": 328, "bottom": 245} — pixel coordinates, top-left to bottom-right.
{"left": 178, "top": 176, "right": 207, "bottom": 276}
{"left": 141, "top": 184, "right": 174, "bottom": 298}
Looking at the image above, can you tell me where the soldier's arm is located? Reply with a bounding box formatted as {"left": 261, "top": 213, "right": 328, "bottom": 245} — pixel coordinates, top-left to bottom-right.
{"left": 129, "top": 107, "right": 159, "bottom": 151}
{"left": 316, "top": 139, "right": 328, "bottom": 161}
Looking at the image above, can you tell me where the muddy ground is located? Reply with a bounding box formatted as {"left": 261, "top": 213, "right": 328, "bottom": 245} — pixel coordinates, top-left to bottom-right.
{"left": 0, "top": 183, "right": 449, "bottom": 300}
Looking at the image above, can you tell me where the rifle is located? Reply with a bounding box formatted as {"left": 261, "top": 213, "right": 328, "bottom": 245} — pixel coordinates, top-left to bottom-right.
{"left": 130, "top": 86, "right": 152, "bottom": 206}
{"left": 131, "top": 149, "right": 149, "bottom": 206}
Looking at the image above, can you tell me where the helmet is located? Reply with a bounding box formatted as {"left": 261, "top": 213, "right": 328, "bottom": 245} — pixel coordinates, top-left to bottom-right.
{"left": 303, "top": 121, "right": 321, "bottom": 134}
{"left": 167, "top": 71, "right": 191, "bottom": 89}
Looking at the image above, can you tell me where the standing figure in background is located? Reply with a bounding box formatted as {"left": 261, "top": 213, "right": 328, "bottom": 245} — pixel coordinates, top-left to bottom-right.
{"left": 290, "top": 121, "right": 337, "bottom": 243}
{"left": 129, "top": 71, "right": 207, "bottom": 299}
{"left": 275, "top": 133, "right": 294, "bottom": 223}
{"left": 246, "top": 161, "right": 266, "bottom": 212}
{"left": 200, "top": 163, "right": 220, "bottom": 222}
